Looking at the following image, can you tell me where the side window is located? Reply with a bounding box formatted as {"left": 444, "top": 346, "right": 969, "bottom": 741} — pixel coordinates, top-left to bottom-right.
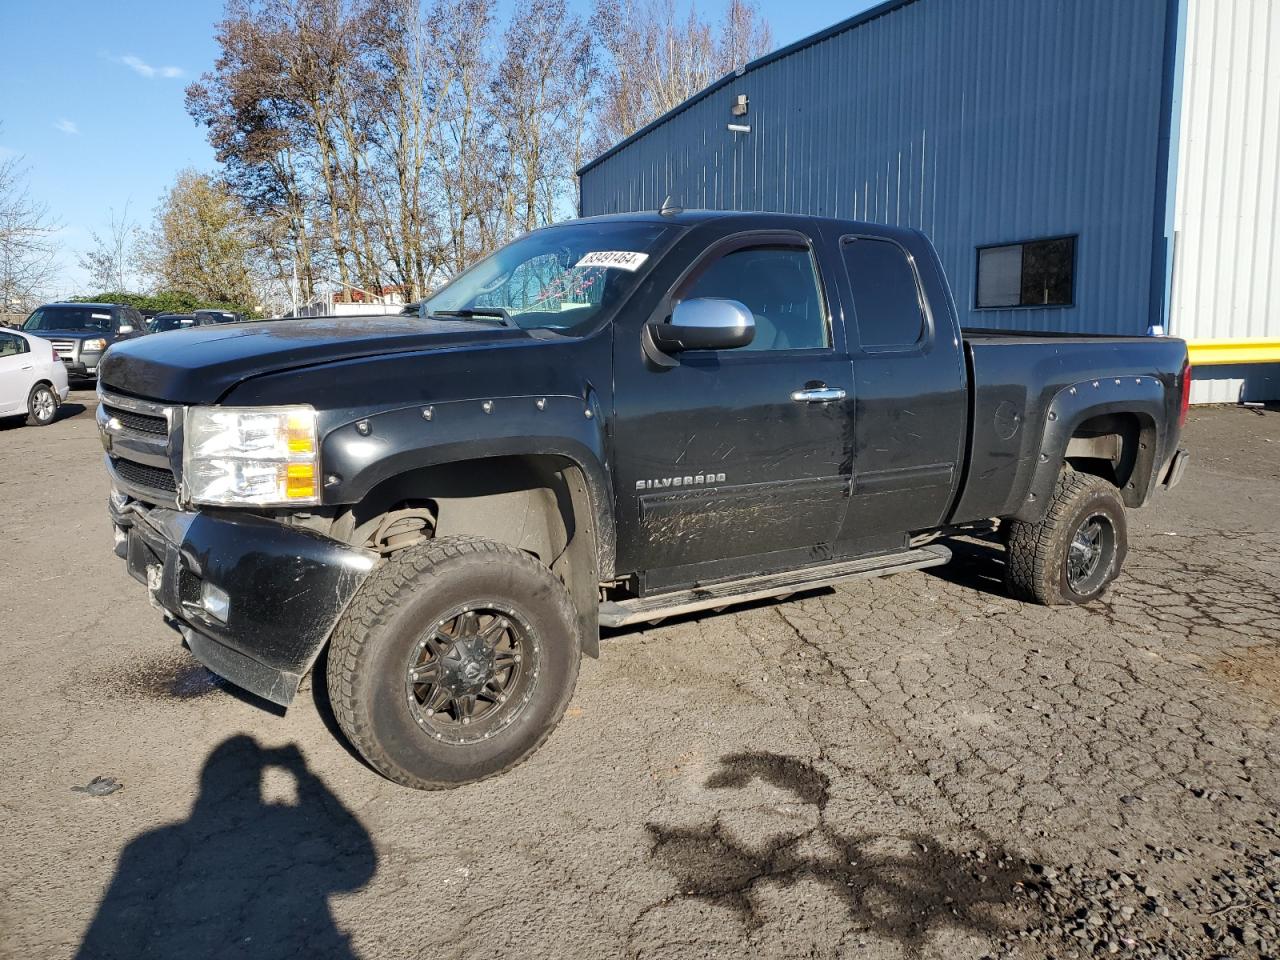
{"left": 680, "top": 245, "right": 829, "bottom": 352}
{"left": 0, "top": 333, "right": 25, "bottom": 357}
{"left": 842, "top": 238, "right": 926, "bottom": 350}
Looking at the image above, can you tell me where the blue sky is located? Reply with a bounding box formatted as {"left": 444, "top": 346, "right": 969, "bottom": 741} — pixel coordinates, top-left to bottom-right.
{"left": 0, "top": 0, "right": 879, "bottom": 294}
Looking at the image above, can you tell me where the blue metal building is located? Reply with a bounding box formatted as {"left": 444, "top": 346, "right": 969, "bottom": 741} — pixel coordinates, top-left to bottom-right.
{"left": 578, "top": 0, "right": 1280, "bottom": 406}
{"left": 579, "top": 0, "right": 1183, "bottom": 339}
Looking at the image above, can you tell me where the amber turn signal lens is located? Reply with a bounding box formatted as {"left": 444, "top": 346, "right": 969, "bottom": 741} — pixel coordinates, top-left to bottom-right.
{"left": 285, "top": 462, "right": 318, "bottom": 499}
{"left": 286, "top": 414, "right": 316, "bottom": 454}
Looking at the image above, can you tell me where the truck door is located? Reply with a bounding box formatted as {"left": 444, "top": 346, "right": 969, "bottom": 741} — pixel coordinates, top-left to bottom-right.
{"left": 610, "top": 232, "right": 856, "bottom": 589}
{"left": 834, "top": 232, "right": 967, "bottom": 552}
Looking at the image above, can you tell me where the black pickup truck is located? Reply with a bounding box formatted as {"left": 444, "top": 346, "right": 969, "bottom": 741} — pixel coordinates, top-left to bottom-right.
{"left": 98, "top": 211, "right": 1190, "bottom": 789}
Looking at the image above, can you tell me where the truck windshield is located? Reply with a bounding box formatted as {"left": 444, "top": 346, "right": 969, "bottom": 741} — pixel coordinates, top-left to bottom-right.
{"left": 421, "top": 221, "right": 672, "bottom": 334}
{"left": 23, "top": 306, "right": 115, "bottom": 332}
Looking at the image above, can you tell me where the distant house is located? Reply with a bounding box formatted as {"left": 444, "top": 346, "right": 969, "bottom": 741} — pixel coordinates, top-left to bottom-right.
{"left": 290, "top": 284, "right": 407, "bottom": 318}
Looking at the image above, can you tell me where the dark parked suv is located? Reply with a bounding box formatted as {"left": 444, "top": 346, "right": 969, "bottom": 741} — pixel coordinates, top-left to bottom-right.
{"left": 148, "top": 313, "right": 216, "bottom": 333}
{"left": 194, "top": 309, "right": 243, "bottom": 325}
{"left": 22, "top": 302, "right": 147, "bottom": 382}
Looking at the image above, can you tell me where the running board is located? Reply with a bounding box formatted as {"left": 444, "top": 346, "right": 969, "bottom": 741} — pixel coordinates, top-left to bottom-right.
{"left": 599, "top": 544, "right": 952, "bottom": 628}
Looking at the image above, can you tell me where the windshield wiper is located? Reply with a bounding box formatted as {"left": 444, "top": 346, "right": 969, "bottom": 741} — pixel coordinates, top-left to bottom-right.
{"left": 427, "top": 308, "right": 513, "bottom": 327}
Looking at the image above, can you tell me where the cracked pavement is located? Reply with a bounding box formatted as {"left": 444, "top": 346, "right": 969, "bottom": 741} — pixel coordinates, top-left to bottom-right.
{"left": 1, "top": 394, "right": 1277, "bottom": 959}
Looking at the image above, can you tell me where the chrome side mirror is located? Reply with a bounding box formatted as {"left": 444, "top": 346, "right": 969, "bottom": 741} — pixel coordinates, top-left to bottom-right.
{"left": 648, "top": 298, "right": 755, "bottom": 353}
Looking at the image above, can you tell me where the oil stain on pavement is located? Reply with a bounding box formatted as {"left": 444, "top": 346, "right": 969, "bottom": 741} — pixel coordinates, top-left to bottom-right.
{"left": 94, "top": 648, "right": 228, "bottom": 701}
{"left": 643, "top": 752, "right": 1035, "bottom": 957}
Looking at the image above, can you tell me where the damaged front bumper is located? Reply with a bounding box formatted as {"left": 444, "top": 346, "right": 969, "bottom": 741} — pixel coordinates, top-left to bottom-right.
{"left": 109, "top": 491, "right": 378, "bottom": 706}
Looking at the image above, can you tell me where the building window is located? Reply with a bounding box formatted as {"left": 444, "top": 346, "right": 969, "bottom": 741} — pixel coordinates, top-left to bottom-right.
{"left": 976, "top": 236, "right": 1076, "bottom": 308}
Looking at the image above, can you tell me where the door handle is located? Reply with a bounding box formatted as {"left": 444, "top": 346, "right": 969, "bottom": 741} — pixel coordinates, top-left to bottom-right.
{"left": 20, "top": 364, "right": 33, "bottom": 370}
{"left": 790, "top": 387, "right": 846, "bottom": 403}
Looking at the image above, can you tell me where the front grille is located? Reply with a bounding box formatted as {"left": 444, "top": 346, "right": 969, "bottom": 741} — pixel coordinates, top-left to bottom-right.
{"left": 103, "top": 404, "right": 168, "bottom": 436}
{"left": 99, "top": 388, "right": 181, "bottom": 505}
{"left": 48, "top": 339, "right": 77, "bottom": 358}
{"left": 110, "top": 457, "right": 177, "bottom": 494}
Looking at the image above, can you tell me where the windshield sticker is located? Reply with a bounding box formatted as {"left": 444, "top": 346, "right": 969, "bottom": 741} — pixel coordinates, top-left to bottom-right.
{"left": 575, "top": 251, "right": 649, "bottom": 272}
{"left": 91, "top": 313, "right": 111, "bottom": 320}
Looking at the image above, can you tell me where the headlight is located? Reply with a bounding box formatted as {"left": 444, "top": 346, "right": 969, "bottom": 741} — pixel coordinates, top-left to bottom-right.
{"left": 183, "top": 405, "right": 320, "bottom": 506}
{"left": 83, "top": 338, "right": 107, "bottom": 352}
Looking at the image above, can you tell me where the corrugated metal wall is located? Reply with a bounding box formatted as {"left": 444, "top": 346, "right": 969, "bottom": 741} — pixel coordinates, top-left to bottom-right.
{"left": 580, "top": 0, "right": 1174, "bottom": 335}
{"left": 1172, "top": 0, "right": 1280, "bottom": 403}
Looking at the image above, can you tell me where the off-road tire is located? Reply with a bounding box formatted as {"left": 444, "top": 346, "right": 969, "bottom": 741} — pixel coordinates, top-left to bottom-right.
{"left": 27, "top": 383, "right": 58, "bottom": 426}
{"left": 326, "top": 536, "right": 581, "bottom": 789}
{"left": 1004, "top": 468, "right": 1128, "bottom": 606}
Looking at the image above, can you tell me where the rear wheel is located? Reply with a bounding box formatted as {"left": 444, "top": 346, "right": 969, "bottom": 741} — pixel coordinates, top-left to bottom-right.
{"left": 326, "top": 536, "right": 581, "bottom": 789}
{"left": 1004, "top": 468, "right": 1128, "bottom": 605}
{"left": 27, "top": 383, "right": 57, "bottom": 426}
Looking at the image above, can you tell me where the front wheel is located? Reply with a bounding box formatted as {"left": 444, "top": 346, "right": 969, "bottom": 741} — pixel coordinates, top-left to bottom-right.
{"left": 1004, "top": 469, "right": 1128, "bottom": 605}
{"left": 27, "top": 383, "right": 58, "bottom": 426}
{"left": 326, "top": 536, "right": 582, "bottom": 789}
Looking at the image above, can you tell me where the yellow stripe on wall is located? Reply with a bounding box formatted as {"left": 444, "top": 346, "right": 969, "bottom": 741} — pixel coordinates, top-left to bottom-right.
{"left": 1186, "top": 339, "right": 1280, "bottom": 366}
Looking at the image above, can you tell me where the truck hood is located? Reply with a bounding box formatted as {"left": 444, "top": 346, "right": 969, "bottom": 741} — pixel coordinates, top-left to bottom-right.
{"left": 99, "top": 316, "right": 531, "bottom": 403}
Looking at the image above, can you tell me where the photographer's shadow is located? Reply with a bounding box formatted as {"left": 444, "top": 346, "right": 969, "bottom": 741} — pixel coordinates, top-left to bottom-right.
{"left": 77, "top": 735, "right": 376, "bottom": 960}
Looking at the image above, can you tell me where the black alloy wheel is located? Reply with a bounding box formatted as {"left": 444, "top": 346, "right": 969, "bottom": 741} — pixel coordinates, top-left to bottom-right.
{"left": 404, "top": 603, "right": 541, "bottom": 746}
{"left": 1065, "top": 512, "right": 1116, "bottom": 596}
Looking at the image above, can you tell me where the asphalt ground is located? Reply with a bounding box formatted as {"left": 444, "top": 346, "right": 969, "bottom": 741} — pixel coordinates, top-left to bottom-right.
{"left": 1, "top": 392, "right": 1277, "bottom": 960}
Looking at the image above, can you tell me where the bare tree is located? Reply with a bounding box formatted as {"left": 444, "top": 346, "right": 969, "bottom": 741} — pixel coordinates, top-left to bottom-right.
{"left": 0, "top": 146, "right": 60, "bottom": 313}
{"left": 719, "top": 0, "right": 773, "bottom": 72}
{"left": 591, "top": 0, "right": 773, "bottom": 151}
{"left": 78, "top": 201, "right": 142, "bottom": 292}
{"left": 431, "top": 0, "right": 503, "bottom": 274}
{"left": 187, "top": 0, "right": 322, "bottom": 303}
{"left": 361, "top": 0, "right": 451, "bottom": 298}
{"left": 492, "top": 0, "right": 597, "bottom": 234}
{"left": 187, "top": 0, "right": 723, "bottom": 298}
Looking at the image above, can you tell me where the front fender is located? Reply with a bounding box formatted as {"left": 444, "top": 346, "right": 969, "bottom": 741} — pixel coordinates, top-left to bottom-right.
{"left": 318, "top": 393, "right": 617, "bottom": 576}
{"left": 1011, "top": 375, "right": 1167, "bottom": 523}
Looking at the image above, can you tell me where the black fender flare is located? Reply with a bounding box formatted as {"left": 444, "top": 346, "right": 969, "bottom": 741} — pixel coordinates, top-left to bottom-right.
{"left": 318, "top": 393, "right": 617, "bottom": 578}
{"left": 1011, "top": 375, "right": 1166, "bottom": 523}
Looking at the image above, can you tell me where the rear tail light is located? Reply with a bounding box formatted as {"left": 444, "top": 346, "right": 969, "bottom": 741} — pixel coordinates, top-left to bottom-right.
{"left": 1178, "top": 359, "right": 1192, "bottom": 426}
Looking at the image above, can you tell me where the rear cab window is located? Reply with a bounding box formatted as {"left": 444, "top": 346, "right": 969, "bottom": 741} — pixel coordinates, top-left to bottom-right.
{"left": 841, "top": 238, "right": 928, "bottom": 351}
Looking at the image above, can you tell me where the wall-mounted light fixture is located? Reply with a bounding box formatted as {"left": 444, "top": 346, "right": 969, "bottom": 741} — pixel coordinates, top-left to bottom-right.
{"left": 727, "top": 123, "right": 751, "bottom": 134}
{"left": 731, "top": 93, "right": 749, "bottom": 117}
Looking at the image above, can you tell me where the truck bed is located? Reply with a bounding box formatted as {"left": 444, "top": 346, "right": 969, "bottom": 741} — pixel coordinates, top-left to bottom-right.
{"left": 948, "top": 331, "right": 1188, "bottom": 524}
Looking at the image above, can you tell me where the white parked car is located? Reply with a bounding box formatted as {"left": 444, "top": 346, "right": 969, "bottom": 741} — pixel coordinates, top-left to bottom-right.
{"left": 0, "top": 328, "right": 70, "bottom": 426}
